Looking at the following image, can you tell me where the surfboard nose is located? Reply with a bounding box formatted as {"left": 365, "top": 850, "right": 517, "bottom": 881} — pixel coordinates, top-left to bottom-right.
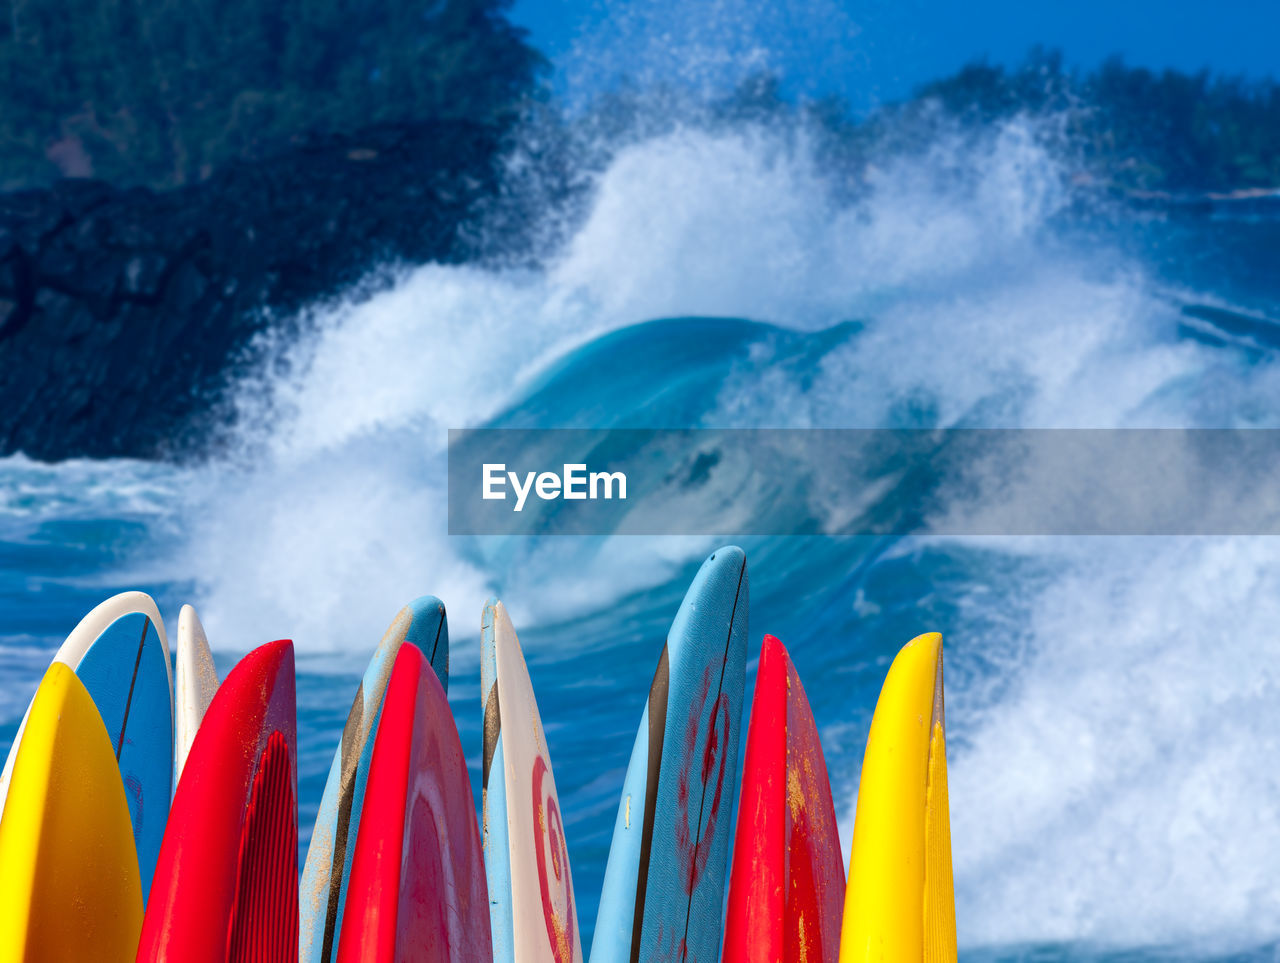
{"left": 704, "top": 544, "right": 745, "bottom": 571}
{"left": 841, "top": 632, "right": 956, "bottom": 963}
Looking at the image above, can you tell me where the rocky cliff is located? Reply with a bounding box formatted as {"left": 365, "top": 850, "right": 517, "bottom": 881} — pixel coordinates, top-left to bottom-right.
{"left": 0, "top": 120, "right": 505, "bottom": 461}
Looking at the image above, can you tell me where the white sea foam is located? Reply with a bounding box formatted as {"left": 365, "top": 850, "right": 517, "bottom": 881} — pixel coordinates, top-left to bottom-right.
{"left": 947, "top": 536, "right": 1280, "bottom": 947}
{"left": 191, "top": 118, "right": 1081, "bottom": 651}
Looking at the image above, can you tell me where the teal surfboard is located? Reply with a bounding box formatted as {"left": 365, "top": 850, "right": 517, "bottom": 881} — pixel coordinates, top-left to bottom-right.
{"left": 299, "top": 596, "right": 448, "bottom": 963}
{"left": 0, "top": 591, "right": 174, "bottom": 901}
{"left": 591, "top": 547, "right": 749, "bottom": 963}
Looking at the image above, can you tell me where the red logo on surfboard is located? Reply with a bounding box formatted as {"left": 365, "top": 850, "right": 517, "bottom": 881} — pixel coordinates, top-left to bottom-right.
{"left": 532, "top": 755, "right": 576, "bottom": 963}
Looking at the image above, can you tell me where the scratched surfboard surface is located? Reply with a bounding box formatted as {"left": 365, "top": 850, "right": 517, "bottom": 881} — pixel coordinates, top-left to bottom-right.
{"left": 300, "top": 596, "right": 448, "bottom": 963}
{"left": 0, "top": 591, "right": 173, "bottom": 901}
{"left": 483, "top": 600, "right": 583, "bottom": 963}
{"left": 723, "top": 634, "right": 845, "bottom": 963}
{"left": 591, "top": 546, "right": 748, "bottom": 963}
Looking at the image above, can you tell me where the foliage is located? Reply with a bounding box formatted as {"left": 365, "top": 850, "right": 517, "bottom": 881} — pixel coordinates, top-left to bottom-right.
{"left": 914, "top": 49, "right": 1280, "bottom": 192}
{"left": 0, "top": 0, "right": 545, "bottom": 188}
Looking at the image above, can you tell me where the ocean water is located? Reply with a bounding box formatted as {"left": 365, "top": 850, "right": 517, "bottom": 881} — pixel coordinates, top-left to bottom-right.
{"left": 3, "top": 112, "right": 1280, "bottom": 962}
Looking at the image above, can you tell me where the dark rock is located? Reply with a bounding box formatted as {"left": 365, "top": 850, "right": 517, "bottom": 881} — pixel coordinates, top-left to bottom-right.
{"left": 0, "top": 119, "right": 507, "bottom": 461}
{"left": 121, "top": 253, "right": 168, "bottom": 298}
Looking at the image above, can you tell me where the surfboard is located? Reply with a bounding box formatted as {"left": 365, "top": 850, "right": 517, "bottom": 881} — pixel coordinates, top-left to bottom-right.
{"left": 724, "top": 634, "right": 845, "bottom": 963}
{"left": 137, "top": 638, "right": 298, "bottom": 963}
{"left": 300, "top": 596, "right": 449, "bottom": 963}
{"left": 0, "top": 662, "right": 143, "bottom": 962}
{"left": 174, "top": 603, "right": 218, "bottom": 788}
{"left": 0, "top": 590, "right": 173, "bottom": 899}
{"left": 336, "top": 642, "right": 490, "bottom": 963}
{"left": 480, "top": 603, "right": 514, "bottom": 962}
{"left": 591, "top": 546, "right": 749, "bottom": 963}
{"left": 839, "top": 632, "right": 956, "bottom": 963}
{"left": 481, "top": 600, "right": 582, "bottom": 963}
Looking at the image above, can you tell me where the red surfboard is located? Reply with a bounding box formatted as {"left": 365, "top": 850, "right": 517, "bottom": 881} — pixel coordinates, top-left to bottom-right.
{"left": 724, "top": 635, "right": 845, "bottom": 963}
{"left": 137, "top": 639, "right": 298, "bottom": 963}
{"left": 336, "top": 642, "right": 491, "bottom": 963}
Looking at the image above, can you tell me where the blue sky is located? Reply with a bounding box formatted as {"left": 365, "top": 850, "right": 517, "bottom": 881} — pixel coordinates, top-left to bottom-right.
{"left": 509, "top": 0, "right": 1280, "bottom": 111}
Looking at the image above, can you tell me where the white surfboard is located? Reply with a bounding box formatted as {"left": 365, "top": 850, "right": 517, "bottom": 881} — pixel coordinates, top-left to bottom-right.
{"left": 484, "top": 601, "right": 583, "bottom": 963}
{"left": 174, "top": 604, "right": 218, "bottom": 787}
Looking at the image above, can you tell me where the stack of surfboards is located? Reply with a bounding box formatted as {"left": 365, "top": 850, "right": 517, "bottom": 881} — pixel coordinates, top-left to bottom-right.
{"left": 299, "top": 594, "right": 490, "bottom": 963}
{"left": 723, "top": 628, "right": 957, "bottom": 963}
{"left": 0, "top": 592, "right": 173, "bottom": 960}
{"left": 0, "top": 546, "right": 958, "bottom": 963}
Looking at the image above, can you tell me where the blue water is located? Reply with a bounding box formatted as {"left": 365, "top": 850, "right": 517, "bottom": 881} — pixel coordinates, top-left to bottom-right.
{"left": 3, "top": 116, "right": 1280, "bottom": 960}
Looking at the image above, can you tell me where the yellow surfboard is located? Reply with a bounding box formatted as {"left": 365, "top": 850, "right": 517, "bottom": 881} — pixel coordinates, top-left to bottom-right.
{"left": 0, "top": 662, "right": 143, "bottom": 962}
{"left": 840, "top": 632, "right": 956, "bottom": 963}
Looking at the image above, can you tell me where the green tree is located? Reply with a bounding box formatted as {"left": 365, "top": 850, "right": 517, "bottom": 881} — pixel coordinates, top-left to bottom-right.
{"left": 0, "top": 0, "right": 545, "bottom": 188}
{"left": 910, "top": 49, "right": 1280, "bottom": 192}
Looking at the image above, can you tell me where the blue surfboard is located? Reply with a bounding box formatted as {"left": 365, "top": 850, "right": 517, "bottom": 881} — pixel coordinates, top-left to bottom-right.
{"left": 481, "top": 599, "right": 516, "bottom": 963}
{"left": 299, "top": 596, "right": 448, "bottom": 963}
{"left": 0, "top": 591, "right": 174, "bottom": 901}
{"left": 591, "top": 547, "right": 749, "bottom": 963}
